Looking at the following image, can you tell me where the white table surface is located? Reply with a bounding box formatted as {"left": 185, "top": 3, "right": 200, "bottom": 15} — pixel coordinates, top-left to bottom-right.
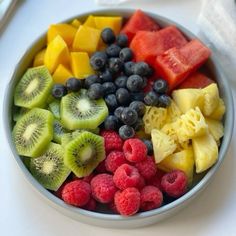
{"left": 0, "top": 0, "right": 235, "bottom": 235}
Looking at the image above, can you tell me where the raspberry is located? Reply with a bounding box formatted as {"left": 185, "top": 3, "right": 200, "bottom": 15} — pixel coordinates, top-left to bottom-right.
{"left": 114, "top": 187, "right": 140, "bottom": 216}
{"left": 135, "top": 157, "right": 156, "bottom": 180}
{"left": 100, "top": 130, "right": 123, "bottom": 153}
{"left": 95, "top": 160, "right": 107, "bottom": 173}
{"left": 62, "top": 180, "right": 91, "bottom": 207}
{"left": 123, "top": 138, "right": 147, "bottom": 163}
{"left": 147, "top": 169, "right": 165, "bottom": 190}
{"left": 91, "top": 174, "right": 117, "bottom": 203}
{"left": 140, "top": 186, "right": 163, "bottom": 211}
{"left": 83, "top": 198, "right": 97, "bottom": 211}
{"left": 83, "top": 173, "right": 95, "bottom": 183}
{"left": 161, "top": 170, "right": 188, "bottom": 198}
{"left": 54, "top": 181, "right": 68, "bottom": 199}
{"left": 136, "top": 175, "right": 146, "bottom": 190}
{"left": 105, "top": 151, "right": 127, "bottom": 173}
{"left": 113, "top": 164, "right": 141, "bottom": 190}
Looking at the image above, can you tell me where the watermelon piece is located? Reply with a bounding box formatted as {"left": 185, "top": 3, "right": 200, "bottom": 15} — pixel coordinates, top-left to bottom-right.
{"left": 121, "top": 9, "right": 160, "bottom": 42}
{"left": 177, "top": 72, "right": 215, "bottom": 89}
{"left": 130, "top": 26, "right": 188, "bottom": 66}
{"left": 154, "top": 39, "right": 211, "bottom": 90}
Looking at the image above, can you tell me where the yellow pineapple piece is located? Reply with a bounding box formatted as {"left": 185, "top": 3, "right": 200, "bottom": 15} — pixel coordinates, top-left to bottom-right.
{"left": 143, "top": 106, "right": 167, "bottom": 134}
{"left": 71, "top": 52, "right": 94, "bottom": 78}
{"left": 166, "top": 99, "right": 182, "bottom": 123}
{"left": 72, "top": 25, "right": 100, "bottom": 53}
{"left": 172, "top": 88, "right": 204, "bottom": 113}
{"left": 71, "top": 19, "right": 81, "bottom": 28}
{"left": 202, "top": 83, "right": 219, "bottom": 116}
{"left": 94, "top": 16, "right": 122, "bottom": 35}
{"left": 208, "top": 98, "right": 225, "bottom": 120}
{"left": 192, "top": 132, "right": 218, "bottom": 173}
{"left": 83, "top": 15, "right": 96, "bottom": 28}
{"left": 52, "top": 64, "right": 73, "bottom": 84}
{"left": 158, "top": 148, "right": 194, "bottom": 183}
{"left": 47, "top": 24, "right": 77, "bottom": 47}
{"left": 33, "top": 49, "right": 46, "bottom": 67}
{"left": 151, "top": 129, "right": 176, "bottom": 163}
{"left": 205, "top": 118, "right": 224, "bottom": 144}
{"left": 44, "top": 35, "right": 70, "bottom": 73}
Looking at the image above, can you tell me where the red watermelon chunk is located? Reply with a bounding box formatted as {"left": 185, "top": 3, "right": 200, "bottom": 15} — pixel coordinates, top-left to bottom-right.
{"left": 130, "top": 26, "right": 188, "bottom": 66}
{"left": 154, "top": 39, "right": 211, "bottom": 90}
{"left": 121, "top": 9, "right": 160, "bottom": 42}
{"left": 177, "top": 72, "right": 215, "bottom": 89}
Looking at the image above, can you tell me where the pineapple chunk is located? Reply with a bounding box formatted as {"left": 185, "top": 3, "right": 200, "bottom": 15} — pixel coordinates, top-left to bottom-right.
{"left": 84, "top": 15, "right": 96, "bottom": 28}
{"left": 52, "top": 64, "right": 73, "bottom": 84}
{"left": 172, "top": 88, "right": 204, "bottom": 113}
{"left": 192, "top": 132, "right": 218, "bottom": 173}
{"left": 33, "top": 49, "right": 46, "bottom": 67}
{"left": 166, "top": 99, "right": 182, "bottom": 123}
{"left": 151, "top": 129, "right": 176, "bottom": 163}
{"left": 44, "top": 35, "right": 70, "bottom": 73}
{"left": 72, "top": 25, "right": 101, "bottom": 53}
{"left": 205, "top": 118, "right": 224, "bottom": 143}
{"left": 208, "top": 98, "right": 225, "bottom": 120}
{"left": 143, "top": 106, "right": 167, "bottom": 134}
{"left": 202, "top": 83, "right": 219, "bottom": 116}
{"left": 71, "top": 52, "right": 95, "bottom": 78}
{"left": 71, "top": 19, "right": 81, "bottom": 28}
{"left": 158, "top": 148, "right": 194, "bottom": 183}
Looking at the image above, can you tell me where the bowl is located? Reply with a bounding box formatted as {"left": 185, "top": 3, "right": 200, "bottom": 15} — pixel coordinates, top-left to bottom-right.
{"left": 3, "top": 9, "right": 234, "bottom": 228}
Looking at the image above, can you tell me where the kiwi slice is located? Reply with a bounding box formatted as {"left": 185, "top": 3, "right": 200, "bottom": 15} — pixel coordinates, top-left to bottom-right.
{"left": 13, "top": 107, "right": 30, "bottom": 122}
{"left": 53, "top": 120, "right": 68, "bottom": 144}
{"left": 64, "top": 131, "right": 105, "bottom": 177}
{"left": 61, "top": 89, "right": 108, "bottom": 130}
{"left": 49, "top": 100, "right": 60, "bottom": 119}
{"left": 12, "top": 108, "right": 54, "bottom": 158}
{"left": 14, "top": 66, "right": 53, "bottom": 108}
{"left": 30, "top": 142, "right": 71, "bottom": 191}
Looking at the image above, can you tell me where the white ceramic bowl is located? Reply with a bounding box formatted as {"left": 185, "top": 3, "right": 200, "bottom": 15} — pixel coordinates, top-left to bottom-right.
{"left": 3, "top": 9, "right": 234, "bottom": 228}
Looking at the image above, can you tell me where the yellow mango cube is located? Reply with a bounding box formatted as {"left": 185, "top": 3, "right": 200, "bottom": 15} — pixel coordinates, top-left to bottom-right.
{"left": 52, "top": 64, "right": 73, "bottom": 84}
{"left": 71, "top": 52, "right": 94, "bottom": 78}
{"left": 71, "top": 19, "right": 81, "bottom": 28}
{"left": 84, "top": 15, "right": 96, "bottom": 28}
{"left": 158, "top": 148, "right": 194, "bottom": 183}
{"left": 72, "top": 25, "right": 101, "bottom": 53}
{"left": 94, "top": 16, "right": 122, "bottom": 35}
{"left": 33, "top": 49, "right": 46, "bottom": 67}
{"left": 47, "top": 24, "right": 77, "bottom": 46}
{"left": 44, "top": 35, "right": 71, "bottom": 74}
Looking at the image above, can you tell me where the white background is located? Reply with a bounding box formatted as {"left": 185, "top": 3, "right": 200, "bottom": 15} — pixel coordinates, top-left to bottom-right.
{"left": 0, "top": 0, "right": 236, "bottom": 235}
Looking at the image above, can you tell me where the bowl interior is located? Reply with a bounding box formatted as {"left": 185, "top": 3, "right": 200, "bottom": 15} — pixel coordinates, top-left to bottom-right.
{"left": 4, "top": 9, "right": 234, "bottom": 221}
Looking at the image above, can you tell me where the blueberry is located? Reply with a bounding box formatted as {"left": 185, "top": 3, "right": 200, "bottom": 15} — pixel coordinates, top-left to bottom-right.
{"left": 116, "top": 88, "right": 130, "bottom": 105}
{"left": 158, "top": 94, "right": 171, "bottom": 107}
{"left": 116, "top": 34, "right": 128, "bottom": 48}
{"left": 114, "top": 106, "right": 125, "bottom": 119}
{"left": 104, "top": 115, "right": 119, "bottom": 130}
{"left": 119, "top": 48, "right": 133, "bottom": 62}
{"left": 142, "top": 77, "right": 148, "bottom": 89}
{"left": 120, "top": 107, "right": 138, "bottom": 126}
{"left": 106, "top": 44, "right": 121, "bottom": 57}
{"left": 99, "top": 69, "right": 113, "bottom": 83}
{"left": 87, "top": 83, "right": 104, "bottom": 100}
{"left": 133, "top": 62, "right": 150, "bottom": 76}
{"left": 66, "top": 77, "right": 82, "bottom": 91}
{"left": 142, "top": 139, "right": 153, "bottom": 155}
{"left": 129, "top": 101, "right": 146, "bottom": 117}
{"left": 90, "top": 52, "right": 107, "bottom": 71}
{"left": 102, "top": 82, "right": 116, "bottom": 96}
{"left": 123, "top": 61, "right": 135, "bottom": 76}
{"left": 84, "top": 75, "right": 101, "bottom": 89}
{"left": 101, "top": 28, "right": 115, "bottom": 45}
{"left": 153, "top": 79, "right": 168, "bottom": 94}
{"left": 130, "top": 92, "right": 145, "bottom": 102}
{"left": 132, "top": 118, "right": 144, "bottom": 131}
{"left": 119, "top": 125, "right": 135, "bottom": 140}
{"left": 114, "top": 75, "right": 127, "bottom": 88}
{"left": 108, "top": 57, "right": 123, "bottom": 74}
{"left": 105, "top": 94, "right": 118, "bottom": 111}
{"left": 144, "top": 91, "right": 159, "bottom": 106}
{"left": 52, "top": 84, "right": 67, "bottom": 99}
{"left": 126, "top": 75, "right": 144, "bottom": 92}
{"left": 146, "top": 66, "right": 154, "bottom": 77}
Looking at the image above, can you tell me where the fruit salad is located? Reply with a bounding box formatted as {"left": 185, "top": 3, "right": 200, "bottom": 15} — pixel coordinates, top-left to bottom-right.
{"left": 12, "top": 10, "right": 225, "bottom": 216}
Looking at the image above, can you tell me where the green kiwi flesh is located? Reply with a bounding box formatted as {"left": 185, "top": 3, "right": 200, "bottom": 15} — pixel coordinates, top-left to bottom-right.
{"left": 64, "top": 131, "right": 105, "bottom": 177}
{"left": 53, "top": 120, "right": 68, "bottom": 144}
{"left": 13, "top": 107, "right": 30, "bottom": 122}
{"left": 30, "top": 142, "right": 71, "bottom": 191}
{"left": 49, "top": 100, "right": 60, "bottom": 119}
{"left": 60, "top": 89, "right": 108, "bottom": 130}
{"left": 14, "top": 66, "right": 53, "bottom": 108}
{"left": 12, "top": 108, "right": 54, "bottom": 158}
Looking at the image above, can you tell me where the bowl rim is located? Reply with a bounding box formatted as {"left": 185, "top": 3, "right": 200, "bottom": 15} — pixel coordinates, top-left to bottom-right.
{"left": 3, "top": 8, "right": 234, "bottom": 221}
